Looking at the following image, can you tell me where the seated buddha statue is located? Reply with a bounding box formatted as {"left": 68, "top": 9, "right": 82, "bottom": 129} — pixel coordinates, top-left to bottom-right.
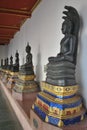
{"left": 1, "top": 59, "right": 3, "bottom": 68}
{"left": 20, "top": 43, "right": 34, "bottom": 75}
{"left": 48, "top": 19, "right": 77, "bottom": 65}
{"left": 8, "top": 55, "right": 13, "bottom": 71}
{"left": 11, "top": 51, "right": 19, "bottom": 72}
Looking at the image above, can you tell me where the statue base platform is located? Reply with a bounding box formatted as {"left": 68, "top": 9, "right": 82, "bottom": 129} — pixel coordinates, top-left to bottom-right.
{"left": 12, "top": 74, "right": 40, "bottom": 99}
{"left": 32, "top": 82, "right": 86, "bottom": 127}
{"left": 7, "top": 78, "right": 15, "bottom": 89}
{"left": 2, "top": 74, "right": 8, "bottom": 83}
{"left": 30, "top": 109, "right": 87, "bottom": 130}
{"left": 1, "top": 70, "right": 10, "bottom": 83}
{"left": 14, "top": 80, "right": 39, "bottom": 92}
{"left": 12, "top": 89, "right": 39, "bottom": 101}
{"left": 0, "top": 69, "right": 6, "bottom": 80}
{"left": 7, "top": 72, "right": 18, "bottom": 89}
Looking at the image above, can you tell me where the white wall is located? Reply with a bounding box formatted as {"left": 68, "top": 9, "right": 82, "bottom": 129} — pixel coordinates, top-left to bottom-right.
{"left": 7, "top": 0, "right": 87, "bottom": 106}
{"left": 0, "top": 45, "right": 8, "bottom": 65}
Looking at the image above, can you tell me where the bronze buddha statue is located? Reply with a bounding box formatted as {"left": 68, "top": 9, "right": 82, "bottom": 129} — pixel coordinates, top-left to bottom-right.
{"left": 11, "top": 51, "right": 19, "bottom": 72}
{"left": 20, "top": 43, "right": 34, "bottom": 75}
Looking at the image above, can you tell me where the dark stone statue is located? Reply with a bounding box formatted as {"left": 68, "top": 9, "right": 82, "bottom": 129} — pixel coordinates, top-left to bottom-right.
{"left": 46, "top": 6, "right": 80, "bottom": 86}
{"left": 6, "top": 58, "right": 9, "bottom": 66}
{"left": 10, "top": 55, "right": 13, "bottom": 66}
{"left": 48, "top": 6, "right": 80, "bottom": 65}
{"left": 11, "top": 51, "right": 19, "bottom": 72}
{"left": 4, "top": 59, "right": 7, "bottom": 66}
{"left": 3, "top": 58, "right": 9, "bottom": 69}
{"left": 20, "top": 43, "right": 34, "bottom": 75}
{"left": 24, "top": 42, "right": 33, "bottom": 66}
{"left": 8, "top": 55, "right": 13, "bottom": 70}
{"left": 1, "top": 59, "right": 3, "bottom": 67}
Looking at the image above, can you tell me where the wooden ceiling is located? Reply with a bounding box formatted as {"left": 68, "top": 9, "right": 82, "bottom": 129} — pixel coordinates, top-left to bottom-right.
{"left": 0, "top": 0, "right": 41, "bottom": 45}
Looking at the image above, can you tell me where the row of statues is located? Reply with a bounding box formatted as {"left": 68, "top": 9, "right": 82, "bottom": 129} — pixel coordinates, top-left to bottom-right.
{"left": 0, "top": 5, "right": 86, "bottom": 128}
{"left": 1, "top": 51, "right": 19, "bottom": 72}
{"left": 32, "top": 6, "right": 86, "bottom": 128}
{"left": 0, "top": 43, "right": 32, "bottom": 73}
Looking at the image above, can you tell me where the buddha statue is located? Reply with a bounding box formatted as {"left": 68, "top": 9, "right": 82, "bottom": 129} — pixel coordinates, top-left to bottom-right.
{"left": 20, "top": 43, "right": 34, "bottom": 75}
{"left": 49, "top": 19, "right": 77, "bottom": 65}
{"left": 1, "top": 59, "right": 3, "bottom": 68}
{"left": 6, "top": 58, "right": 9, "bottom": 69}
{"left": 8, "top": 55, "right": 13, "bottom": 70}
{"left": 4, "top": 59, "right": 7, "bottom": 66}
{"left": 11, "top": 51, "right": 19, "bottom": 72}
{"left": 46, "top": 6, "right": 80, "bottom": 86}
{"left": 48, "top": 6, "right": 80, "bottom": 65}
{"left": 3, "top": 59, "right": 7, "bottom": 69}
{"left": 10, "top": 55, "right": 13, "bottom": 66}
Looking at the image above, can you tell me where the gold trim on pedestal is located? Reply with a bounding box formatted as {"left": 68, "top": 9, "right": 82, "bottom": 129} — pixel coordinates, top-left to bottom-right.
{"left": 41, "top": 81, "right": 79, "bottom": 97}
{"left": 15, "top": 83, "right": 38, "bottom": 91}
{"left": 18, "top": 75, "right": 35, "bottom": 81}
{"left": 10, "top": 72, "right": 19, "bottom": 76}
{"left": 39, "top": 92, "right": 81, "bottom": 104}
{"left": 58, "top": 120, "right": 64, "bottom": 127}
{"left": 35, "top": 103, "right": 85, "bottom": 120}
{"left": 45, "top": 116, "right": 48, "bottom": 122}
{"left": 36, "top": 94, "right": 82, "bottom": 117}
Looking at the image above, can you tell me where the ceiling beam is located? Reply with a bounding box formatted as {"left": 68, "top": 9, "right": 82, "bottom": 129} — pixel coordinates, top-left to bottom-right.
{"left": 0, "top": 39, "right": 10, "bottom": 42}
{"left": 0, "top": 8, "right": 31, "bottom": 18}
{"left": 0, "top": 42, "right": 9, "bottom": 44}
{"left": 0, "top": 25, "right": 19, "bottom": 30}
{"left": 31, "top": 0, "right": 41, "bottom": 13}
{"left": 0, "top": 34, "right": 13, "bottom": 38}
{"left": 0, "top": 37, "right": 11, "bottom": 40}
{"left": 0, "top": 43, "right": 9, "bottom": 45}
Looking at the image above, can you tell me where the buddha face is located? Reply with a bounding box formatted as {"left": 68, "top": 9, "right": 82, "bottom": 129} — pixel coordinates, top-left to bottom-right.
{"left": 26, "top": 44, "right": 31, "bottom": 53}
{"left": 61, "top": 20, "right": 72, "bottom": 34}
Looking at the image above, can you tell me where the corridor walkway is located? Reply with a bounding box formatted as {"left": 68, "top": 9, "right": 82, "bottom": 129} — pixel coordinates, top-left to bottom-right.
{"left": 0, "top": 86, "right": 23, "bottom": 130}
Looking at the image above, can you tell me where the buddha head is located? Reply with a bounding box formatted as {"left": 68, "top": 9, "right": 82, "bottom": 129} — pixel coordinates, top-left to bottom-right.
{"left": 26, "top": 42, "right": 31, "bottom": 54}
{"left": 61, "top": 19, "right": 73, "bottom": 35}
{"left": 10, "top": 55, "right": 13, "bottom": 64}
{"left": 15, "top": 50, "right": 19, "bottom": 58}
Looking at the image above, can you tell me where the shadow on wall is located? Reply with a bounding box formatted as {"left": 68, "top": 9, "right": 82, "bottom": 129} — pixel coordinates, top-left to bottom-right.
{"left": 76, "top": 16, "right": 83, "bottom": 93}
{"left": 76, "top": 5, "right": 87, "bottom": 107}
{"left": 36, "top": 44, "right": 42, "bottom": 88}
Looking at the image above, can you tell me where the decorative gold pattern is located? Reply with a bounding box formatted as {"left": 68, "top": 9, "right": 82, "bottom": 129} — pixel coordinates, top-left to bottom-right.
{"left": 35, "top": 103, "right": 85, "bottom": 120}
{"left": 18, "top": 75, "right": 35, "bottom": 81}
{"left": 39, "top": 92, "right": 80, "bottom": 104}
{"left": 33, "top": 81, "right": 86, "bottom": 122}
{"left": 45, "top": 116, "right": 48, "bottom": 122}
{"left": 58, "top": 120, "right": 64, "bottom": 127}
{"left": 41, "top": 81, "right": 79, "bottom": 96}
{"left": 36, "top": 96, "right": 82, "bottom": 116}
{"left": 10, "top": 72, "right": 18, "bottom": 76}
{"left": 15, "top": 83, "right": 38, "bottom": 91}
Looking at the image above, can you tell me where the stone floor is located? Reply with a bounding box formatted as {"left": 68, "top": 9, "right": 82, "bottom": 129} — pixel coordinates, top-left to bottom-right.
{"left": 0, "top": 87, "right": 23, "bottom": 130}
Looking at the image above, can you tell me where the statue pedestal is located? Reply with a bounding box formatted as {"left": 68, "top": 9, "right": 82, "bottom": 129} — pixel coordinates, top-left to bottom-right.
{"left": 12, "top": 90, "right": 38, "bottom": 101}
{"left": 30, "top": 109, "right": 87, "bottom": 130}
{"left": 32, "top": 82, "right": 86, "bottom": 127}
{"left": 7, "top": 78, "right": 15, "bottom": 89}
{"left": 2, "top": 70, "right": 9, "bottom": 83}
{"left": 0, "top": 69, "right": 4, "bottom": 80}
{"left": 12, "top": 74, "right": 39, "bottom": 101}
{"left": 7, "top": 72, "right": 18, "bottom": 89}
